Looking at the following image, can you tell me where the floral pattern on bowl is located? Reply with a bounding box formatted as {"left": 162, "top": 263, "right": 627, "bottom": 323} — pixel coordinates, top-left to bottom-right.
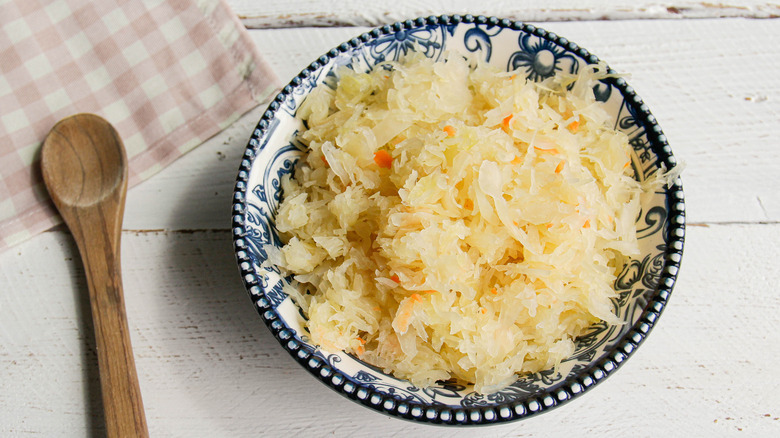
{"left": 232, "top": 15, "right": 685, "bottom": 425}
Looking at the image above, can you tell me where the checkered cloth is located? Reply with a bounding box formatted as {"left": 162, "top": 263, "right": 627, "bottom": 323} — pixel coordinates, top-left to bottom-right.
{"left": 0, "top": 0, "right": 278, "bottom": 251}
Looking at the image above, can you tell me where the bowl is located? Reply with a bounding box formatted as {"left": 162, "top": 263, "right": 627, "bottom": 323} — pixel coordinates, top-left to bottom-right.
{"left": 232, "top": 15, "right": 685, "bottom": 425}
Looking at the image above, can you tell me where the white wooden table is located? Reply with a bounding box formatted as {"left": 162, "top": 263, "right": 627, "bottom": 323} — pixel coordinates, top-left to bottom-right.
{"left": 3, "top": 2, "right": 780, "bottom": 436}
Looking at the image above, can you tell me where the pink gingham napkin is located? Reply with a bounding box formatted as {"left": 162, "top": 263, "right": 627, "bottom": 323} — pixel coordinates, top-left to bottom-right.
{"left": 0, "top": 0, "right": 279, "bottom": 251}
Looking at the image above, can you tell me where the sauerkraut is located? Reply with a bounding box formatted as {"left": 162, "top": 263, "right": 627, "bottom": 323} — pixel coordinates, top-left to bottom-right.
{"left": 270, "top": 52, "right": 654, "bottom": 394}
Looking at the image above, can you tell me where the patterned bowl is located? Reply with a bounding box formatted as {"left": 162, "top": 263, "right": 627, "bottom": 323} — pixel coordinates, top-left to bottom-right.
{"left": 232, "top": 15, "right": 685, "bottom": 425}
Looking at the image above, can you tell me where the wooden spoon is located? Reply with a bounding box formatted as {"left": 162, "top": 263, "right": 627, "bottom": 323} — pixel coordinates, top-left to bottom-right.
{"left": 41, "top": 114, "right": 148, "bottom": 438}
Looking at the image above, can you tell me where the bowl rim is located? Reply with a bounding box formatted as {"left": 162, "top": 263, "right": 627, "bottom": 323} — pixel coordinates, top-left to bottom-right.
{"left": 232, "top": 14, "right": 685, "bottom": 426}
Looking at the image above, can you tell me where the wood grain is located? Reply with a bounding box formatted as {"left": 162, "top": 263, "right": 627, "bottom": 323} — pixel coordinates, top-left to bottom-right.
{"left": 40, "top": 115, "right": 148, "bottom": 438}
{"left": 226, "top": 0, "right": 780, "bottom": 28}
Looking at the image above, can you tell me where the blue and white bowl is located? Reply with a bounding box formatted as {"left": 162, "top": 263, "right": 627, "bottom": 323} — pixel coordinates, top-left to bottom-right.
{"left": 232, "top": 15, "right": 685, "bottom": 425}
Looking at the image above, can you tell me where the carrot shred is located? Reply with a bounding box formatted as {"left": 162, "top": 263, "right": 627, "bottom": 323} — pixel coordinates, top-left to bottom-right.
{"left": 356, "top": 345, "right": 365, "bottom": 355}
{"left": 501, "top": 114, "right": 513, "bottom": 132}
{"left": 511, "top": 156, "right": 523, "bottom": 165}
{"left": 480, "top": 308, "right": 487, "bottom": 314}
{"left": 490, "top": 287, "right": 498, "bottom": 295}
{"left": 463, "top": 199, "right": 474, "bottom": 210}
{"left": 510, "top": 74, "right": 517, "bottom": 81}
{"left": 423, "top": 289, "right": 437, "bottom": 294}
{"left": 624, "top": 160, "right": 631, "bottom": 169}
{"left": 546, "top": 223, "right": 554, "bottom": 229}
{"left": 320, "top": 155, "right": 329, "bottom": 166}
{"left": 443, "top": 125, "right": 456, "bottom": 137}
{"left": 394, "top": 295, "right": 421, "bottom": 333}
{"left": 357, "top": 336, "right": 366, "bottom": 345}
{"left": 534, "top": 146, "right": 559, "bottom": 154}
{"left": 373, "top": 150, "right": 393, "bottom": 168}
{"left": 555, "top": 160, "right": 565, "bottom": 174}
{"left": 567, "top": 119, "right": 580, "bottom": 132}
{"left": 583, "top": 219, "right": 591, "bottom": 228}
{"left": 390, "top": 274, "right": 401, "bottom": 284}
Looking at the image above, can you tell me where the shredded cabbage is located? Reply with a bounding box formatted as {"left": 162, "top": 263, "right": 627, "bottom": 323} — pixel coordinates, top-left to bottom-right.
{"left": 272, "top": 52, "right": 658, "bottom": 394}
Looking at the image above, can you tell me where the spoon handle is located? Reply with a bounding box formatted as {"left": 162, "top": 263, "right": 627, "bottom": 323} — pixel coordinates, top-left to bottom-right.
{"left": 67, "top": 194, "right": 149, "bottom": 438}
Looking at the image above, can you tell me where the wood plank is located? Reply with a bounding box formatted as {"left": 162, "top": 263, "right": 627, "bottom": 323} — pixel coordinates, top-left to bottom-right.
{"left": 2, "top": 223, "right": 778, "bottom": 435}
{"left": 122, "top": 19, "right": 780, "bottom": 232}
{"left": 226, "top": 0, "right": 780, "bottom": 28}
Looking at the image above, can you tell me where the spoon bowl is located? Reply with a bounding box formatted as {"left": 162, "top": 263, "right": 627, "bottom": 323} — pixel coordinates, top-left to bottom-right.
{"left": 41, "top": 115, "right": 125, "bottom": 208}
